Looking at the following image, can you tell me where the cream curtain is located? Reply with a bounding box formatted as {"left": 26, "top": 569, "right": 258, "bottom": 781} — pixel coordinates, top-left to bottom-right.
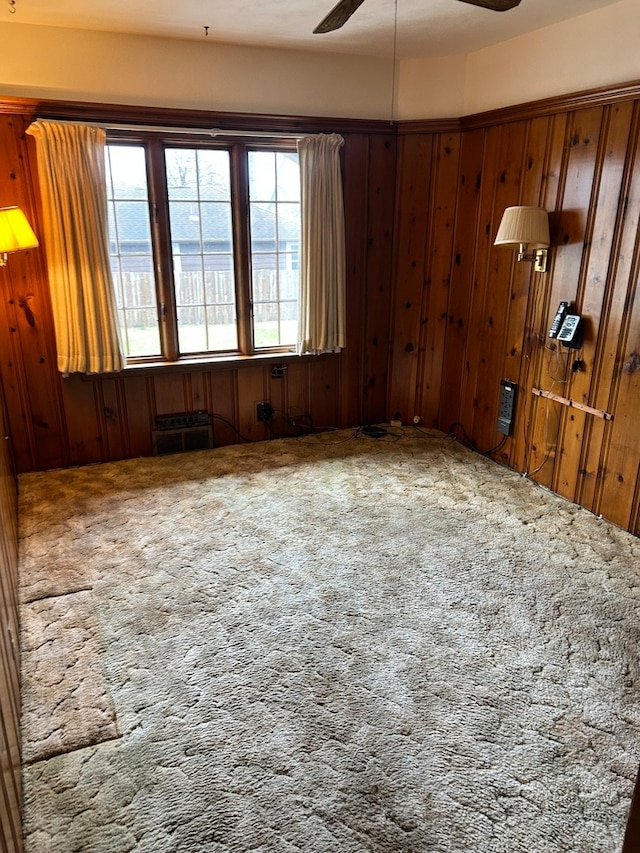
{"left": 26, "top": 120, "right": 124, "bottom": 374}
{"left": 297, "top": 133, "right": 346, "bottom": 355}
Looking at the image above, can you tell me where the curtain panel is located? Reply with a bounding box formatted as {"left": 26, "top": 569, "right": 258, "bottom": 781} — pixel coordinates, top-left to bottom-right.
{"left": 26, "top": 120, "right": 124, "bottom": 374}
{"left": 297, "top": 133, "right": 346, "bottom": 356}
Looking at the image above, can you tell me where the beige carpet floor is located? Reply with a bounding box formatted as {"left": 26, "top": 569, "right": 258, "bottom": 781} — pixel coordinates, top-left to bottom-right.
{"left": 19, "top": 427, "right": 640, "bottom": 852}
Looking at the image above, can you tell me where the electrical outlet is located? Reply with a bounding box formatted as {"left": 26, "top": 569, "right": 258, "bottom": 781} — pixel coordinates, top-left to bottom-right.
{"left": 256, "top": 402, "right": 274, "bottom": 422}
{"left": 497, "top": 380, "right": 517, "bottom": 436}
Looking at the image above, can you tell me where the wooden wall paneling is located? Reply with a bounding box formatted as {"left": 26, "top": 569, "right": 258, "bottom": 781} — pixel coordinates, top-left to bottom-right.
{"left": 362, "top": 134, "right": 397, "bottom": 425}
{"left": 0, "top": 91, "right": 638, "bottom": 531}
{"left": 545, "top": 107, "right": 604, "bottom": 499}
{"left": 0, "top": 546, "right": 20, "bottom": 725}
{"left": 183, "top": 368, "right": 225, "bottom": 438}
{"left": 566, "top": 104, "right": 634, "bottom": 510}
{"left": 98, "top": 378, "right": 128, "bottom": 461}
{"left": 60, "top": 375, "right": 104, "bottom": 467}
{"left": 572, "top": 101, "right": 637, "bottom": 513}
{"left": 10, "top": 257, "right": 67, "bottom": 472}
{"left": 152, "top": 372, "right": 189, "bottom": 415}
{"left": 0, "top": 646, "right": 20, "bottom": 833}
{"left": 0, "top": 116, "right": 68, "bottom": 473}
{"left": 515, "top": 113, "right": 568, "bottom": 478}
{"left": 525, "top": 107, "right": 603, "bottom": 492}
{"left": 0, "top": 649, "right": 20, "bottom": 851}
{"left": 416, "top": 131, "right": 461, "bottom": 428}
{"left": 387, "top": 134, "right": 434, "bottom": 423}
{"left": 0, "top": 380, "right": 22, "bottom": 853}
{"left": 267, "top": 366, "right": 290, "bottom": 438}
{"left": 341, "top": 133, "right": 368, "bottom": 430}
{"left": 236, "top": 365, "right": 270, "bottom": 441}
{"left": 520, "top": 358, "right": 566, "bottom": 490}
{"left": 452, "top": 128, "right": 494, "bottom": 440}
{"left": 594, "top": 109, "right": 640, "bottom": 528}
{"left": 0, "top": 564, "right": 21, "bottom": 853}
{"left": 0, "top": 283, "right": 35, "bottom": 475}
{"left": 634, "top": 473, "right": 640, "bottom": 538}
{"left": 0, "top": 464, "right": 16, "bottom": 571}
{"left": 622, "top": 767, "right": 640, "bottom": 853}
{"left": 187, "top": 371, "right": 209, "bottom": 414}
{"left": 0, "top": 399, "right": 18, "bottom": 721}
{"left": 0, "top": 551, "right": 19, "bottom": 704}
{"left": 454, "top": 123, "right": 511, "bottom": 449}
{"left": 308, "top": 356, "right": 341, "bottom": 431}
{"left": 1, "top": 529, "right": 22, "bottom": 853}
{"left": 438, "top": 128, "right": 486, "bottom": 434}
{"left": 449, "top": 128, "right": 498, "bottom": 440}
{"left": 0, "top": 693, "right": 23, "bottom": 853}
{"left": 121, "top": 375, "right": 153, "bottom": 458}
{"left": 209, "top": 370, "right": 239, "bottom": 447}
{"left": 0, "top": 413, "right": 19, "bottom": 716}
{"left": 0, "top": 104, "right": 390, "bottom": 472}
{"left": 500, "top": 116, "right": 552, "bottom": 467}
{"left": 0, "top": 630, "right": 18, "bottom": 750}
{"left": 387, "top": 89, "right": 640, "bottom": 534}
{"left": 472, "top": 121, "right": 530, "bottom": 453}
{"left": 282, "top": 360, "right": 310, "bottom": 432}
{"left": 597, "top": 298, "right": 640, "bottom": 530}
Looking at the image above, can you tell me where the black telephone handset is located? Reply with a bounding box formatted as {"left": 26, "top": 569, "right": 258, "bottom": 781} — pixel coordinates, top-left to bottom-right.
{"left": 549, "top": 301, "right": 569, "bottom": 338}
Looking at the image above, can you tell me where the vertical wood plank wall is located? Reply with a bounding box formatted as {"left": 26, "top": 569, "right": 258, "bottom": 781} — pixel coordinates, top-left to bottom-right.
{"left": 0, "top": 378, "right": 22, "bottom": 853}
{"left": 2, "top": 86, "right": 640, "bottom": 539}
{"left": 0, "top": 110, "right": 396, "bottom": 475}
{"left": 0, "top": 79, "right": 639, "bottom": 853}
{"left": 390, "top": 88, "right": 640, "bottom": 537}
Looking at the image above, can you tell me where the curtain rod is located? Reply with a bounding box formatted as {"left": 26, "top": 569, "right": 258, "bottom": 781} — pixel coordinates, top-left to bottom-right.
{"left": 35, "top": 118, "right": 305, "bottom": 139}
{"left": 110, "top": 124, "right": 305, "bottom": 139}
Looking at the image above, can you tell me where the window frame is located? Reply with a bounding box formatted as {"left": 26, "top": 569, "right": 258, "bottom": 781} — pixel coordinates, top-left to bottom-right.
{"left": 106, "top": 129, "right": 301, "bottom": 367}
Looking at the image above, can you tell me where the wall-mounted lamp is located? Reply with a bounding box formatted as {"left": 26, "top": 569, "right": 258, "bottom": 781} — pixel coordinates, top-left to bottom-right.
{"left": 494, "top": 206, "right": 550, "bottom": 273}
{"left": 0, "top": 206, "right": 39, "bottom": 266}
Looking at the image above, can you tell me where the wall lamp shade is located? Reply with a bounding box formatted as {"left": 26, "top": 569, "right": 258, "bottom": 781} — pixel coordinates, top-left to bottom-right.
{"left": 0, "top": 206, "right": 39, "bottom": 266}
{"left": 494, "top": 206, "right": 550, "bottom": 272}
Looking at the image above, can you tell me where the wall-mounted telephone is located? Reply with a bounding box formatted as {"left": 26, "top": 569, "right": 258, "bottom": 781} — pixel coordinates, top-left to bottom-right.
{"left": 548, "top": 301, "right": 583, "bottom": 349}
{"left": 557, "top": 313, "right": 583, "bottom": 348}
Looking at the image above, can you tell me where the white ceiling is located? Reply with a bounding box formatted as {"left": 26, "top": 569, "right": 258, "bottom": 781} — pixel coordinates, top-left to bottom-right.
{"left": 8, "top": 0, "right": 621, "bottom": 59}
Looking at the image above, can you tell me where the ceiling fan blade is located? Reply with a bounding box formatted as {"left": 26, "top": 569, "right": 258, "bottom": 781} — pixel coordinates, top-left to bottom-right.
{"left": 314, "top": 0, "right": 367, "bottom": 34}
{"left": 457, "top": 0, "right": 521, "bottom": 10}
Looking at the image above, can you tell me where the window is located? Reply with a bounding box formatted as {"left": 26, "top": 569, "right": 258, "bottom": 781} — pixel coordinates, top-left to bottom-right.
{"left": 105, "top": 138, "right": 301, "bottom": 362}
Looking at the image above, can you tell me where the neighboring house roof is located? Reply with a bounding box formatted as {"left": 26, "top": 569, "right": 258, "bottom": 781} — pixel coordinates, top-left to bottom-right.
{"left": 109, "top": 198, "right": 299, "bottom": 246}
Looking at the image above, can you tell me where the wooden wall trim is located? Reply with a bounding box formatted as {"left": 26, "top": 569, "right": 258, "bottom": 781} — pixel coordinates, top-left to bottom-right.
{"left": 5, "top": 78, "right": 640, "bottom": 139}
{"left": 397, "top": 118, "right": 461, "bottom": 135}
{"left": 461, "top": 78, "right": 640, "bottom": 130}
{"left": 0, "top": 96, "right": 397, "bottom": 136}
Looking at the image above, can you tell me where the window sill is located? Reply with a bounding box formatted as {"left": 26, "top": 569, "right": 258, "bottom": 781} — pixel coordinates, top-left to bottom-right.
{"left": 113, "top": 350, "right": 331, "bottom": 377}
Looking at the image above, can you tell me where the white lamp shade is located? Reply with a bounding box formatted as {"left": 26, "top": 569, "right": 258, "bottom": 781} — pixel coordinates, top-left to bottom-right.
{"left": 0, "top": 206, "right": 39, "bottom": 255}
{"left": 494, "top": 206, "right": 550, "bottom": 249}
